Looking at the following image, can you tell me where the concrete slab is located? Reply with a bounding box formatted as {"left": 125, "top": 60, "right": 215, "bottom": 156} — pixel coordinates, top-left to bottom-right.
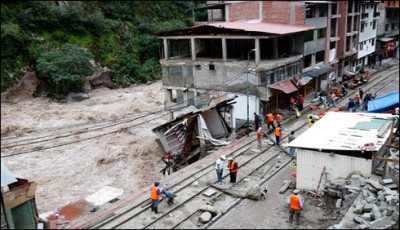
{"left": 203, "top": 188, "right": 217, "bottom": 197}
{"left": 85, "top": 186, "right": 124, "bottom": 206}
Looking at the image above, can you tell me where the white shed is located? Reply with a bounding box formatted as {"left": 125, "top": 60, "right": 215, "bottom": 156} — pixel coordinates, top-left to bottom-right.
{"left": 288, "top": 112, "right": 397, "bottom": 191}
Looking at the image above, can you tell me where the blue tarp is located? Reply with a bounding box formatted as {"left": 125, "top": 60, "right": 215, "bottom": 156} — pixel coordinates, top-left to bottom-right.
{"left": 368, "top": 91, "right": 399, "bottom": 113}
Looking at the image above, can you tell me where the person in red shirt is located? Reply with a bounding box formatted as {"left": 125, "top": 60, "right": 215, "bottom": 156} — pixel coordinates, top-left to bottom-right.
{"left": 298, "top": 95, "right": 304, "bottom": 111}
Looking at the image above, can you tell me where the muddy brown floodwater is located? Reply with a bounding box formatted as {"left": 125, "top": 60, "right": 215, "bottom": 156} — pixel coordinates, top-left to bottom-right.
{"left": 1, "top": 80, "right": 168, "bottom": 213}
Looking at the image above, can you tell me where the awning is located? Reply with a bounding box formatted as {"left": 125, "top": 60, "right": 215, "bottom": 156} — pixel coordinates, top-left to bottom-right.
{"left": 378, "top": 37, "right": 395, "bottom": 42}
{"left": 292, "top": 74, "right": 313, "bottom": 87}
{"left": 304, "top": 64, "right": 333, "bottom": 78}
{"left": 268, "top": 79, "right": 298, "bottom": 94}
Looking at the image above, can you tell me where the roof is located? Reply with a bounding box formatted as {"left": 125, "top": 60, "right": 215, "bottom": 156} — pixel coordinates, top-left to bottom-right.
{"left": 288, "top": 112, "right": 396, "bottom": 151}
{"left": 304, "top": 64, "right": 333, "bottom": 78}
{"left": 195, "top": 3, "right": 230, "bottom": 10}
{"left": 157, "top": 21, "right": 315, "bottom": 36}
{"left": 207, "top": 21, "right": 315, "bottom": 35}
{"left": 268, "top": 79, "right": 298, "bottom": 94}
{"left": 1, "top": 162, "right": 17, "bottom": 186}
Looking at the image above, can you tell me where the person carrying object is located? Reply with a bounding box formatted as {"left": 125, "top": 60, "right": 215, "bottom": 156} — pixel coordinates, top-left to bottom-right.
{"left": 150, "top": 181, "right": 162, "bottom": 214}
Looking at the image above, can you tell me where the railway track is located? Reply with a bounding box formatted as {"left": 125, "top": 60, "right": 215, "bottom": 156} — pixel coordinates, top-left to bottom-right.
{"left": 73, "top": 64, "right": 398, "bottom": 229}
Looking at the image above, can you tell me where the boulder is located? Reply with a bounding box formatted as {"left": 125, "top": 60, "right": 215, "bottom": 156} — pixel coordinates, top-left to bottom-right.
{"left": 1, "top": 71, "right": 38, "bottom": 103}
{"left": 335, "top": 199, "right": 342, "bottom": 209}
{"left": 361, "top": 212, "right": 372, "bottom": 221}
{"left": 366, "top": 196, "right": 376, "bottom": 203}
{"left": 199, "top": 204, "right": 218, "bottom": 215}
{"left": 371, "top": 204, "right": 382, "bottom": 220}
{"left": 367, "top": 179, "right": 383, "bottom": 191}
{"left": 353, "top": 216, "right": 363, "bottom": 224}
{"left": 245, "top": 185, "right": 262, "bottom": 200}
{"left": 199, "top": 212, "right": 212, "bottom": 223}
{"left": 363, "top": 204, "right": 373, "bottom": 212}
{"left": 84, "top": 67, "right": 119, "bottom": 90}
{"left": 354, "top": 204, "right": 364, "bottom": 214}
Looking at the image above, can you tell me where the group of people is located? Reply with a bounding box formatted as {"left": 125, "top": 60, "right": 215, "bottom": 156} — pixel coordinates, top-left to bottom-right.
{"left": 215, "top": 154, "right": 239, "bottom": 185}
{"left": 347, "top": 87, "right": 376, "bottom": 112}
{"left": 289, "top": 94, "right": 305, "bottom": 111}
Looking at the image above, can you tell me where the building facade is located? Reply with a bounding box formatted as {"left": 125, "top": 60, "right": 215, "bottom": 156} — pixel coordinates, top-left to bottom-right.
{"left": 376, "top": 1, "right": 399, "bottom": 59}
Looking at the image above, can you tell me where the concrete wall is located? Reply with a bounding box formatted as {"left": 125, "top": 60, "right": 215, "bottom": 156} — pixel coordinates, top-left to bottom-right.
{"left": 296, "top": 149, "right": 372, "bottom": 191}
{"left": 358, "top": 3, "right": 378, "bottom": 59}
{"left": 304, "top": 38, "right": 326, "bottom": 55}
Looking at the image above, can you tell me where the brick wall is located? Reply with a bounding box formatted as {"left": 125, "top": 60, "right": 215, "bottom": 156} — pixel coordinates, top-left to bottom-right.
{"left": 295, "top": 4, "right": 305, "bottom": 25}
{"left": 229, "top": 2, "right": 259, "bottom": 22}
{"left": 262, "top": 1, "right": 291, "bottom": 23}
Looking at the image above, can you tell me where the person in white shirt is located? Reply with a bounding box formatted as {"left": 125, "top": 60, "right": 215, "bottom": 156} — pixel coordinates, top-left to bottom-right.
{"left": 215, "top": 155, "right": 226, "bottom": 185}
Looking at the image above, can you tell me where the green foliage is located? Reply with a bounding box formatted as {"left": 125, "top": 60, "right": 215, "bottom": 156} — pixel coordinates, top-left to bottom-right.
{"left": 36, "top": 44, "right": 95, "bottom": 98}
{"left": 1, "top": 1, "right": 206, "bottom": 94}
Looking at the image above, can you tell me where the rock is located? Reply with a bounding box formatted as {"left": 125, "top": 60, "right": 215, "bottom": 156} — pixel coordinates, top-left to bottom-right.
{"left": 363, "top": 204, "right": 373, "bottom": 212}
{"left": 378, "top": 201, "right": 388, "bottom": 212}
{"left": 383, "top": 187, "right": 397, "bottom": 195}
{"left": 354, "top": 216, "right": 363, "bottom": 224}
{"left": 354, "top": 204, "right": 364, "bottom": 214}
{"left": 377, "top": 194, "right": 385, "bottom": 201}
{"left": 372, "top": 204, "right": 382, "bottom": 220}
{"left": 199, "top": 205, "right": 218, "bottom": 215}
{"left": 386, "top": 207, "right": 394, "bottom": 216}
{"left": 333, "top": 223, "right": 343, "bottom": 229}
{"left": 361, "top": 212, "right": 372, "bottom": 221}
{"left": 359, "top": 224, "right": 370, "bottom": 229}
{"left": 85, "top": 67, "right": 118, "bottom": 90}
{"left": 367, "top": 179, "right": 383, "bottom": 191}
{"left": 192, "top": 181, "right": 199, "bottom": 186}
{"left": 335, "top": 199, "right": 342, "bottom": 209}
{"left": 367, "top": 185, "right": 377, "bottom": 193}
{"left": 246, "top": 185, "right": 262, "bottom": 199}
{"left": 198, "top": 212, "right": 212, "bottom": 223}
{"left": 67, "top": 92, "right": 90, "bottom": 102}
{"left": 366, "top": 196, "right": 376, "bottom": 203}
{"left": 350, "top": 175, "right": 365, "bottom": 187}
{"left": 368, "top": 216, "right": 395, "bottom": 229}
{"left": 203, "top": 189, "right": 217, "bottom": 197}
{"left": 385, "top": 183, "right": 398, "bottom": 190}
{"left": 380, "top": 179, "right": 394, "bottom": 185}
{"left": 1, "top": 71, "right": 38, "bottom": 103}
{"left": 362, "top": 189, "right": 369, "bottom": 198}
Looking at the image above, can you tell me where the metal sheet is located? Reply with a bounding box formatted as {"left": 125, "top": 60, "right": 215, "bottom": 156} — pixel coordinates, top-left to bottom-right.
{"left": 297, "top": 150, "right": 372, "bottom": 191}
{"left": 1, "top": 163, "right": 17, "bottom": 187}
{"left": 268, "top": 79, "right": 298, "bottom": 94}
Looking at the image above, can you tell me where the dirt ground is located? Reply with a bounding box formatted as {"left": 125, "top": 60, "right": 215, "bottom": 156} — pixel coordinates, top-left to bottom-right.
{"left": 1, "top": 80, "right": 168, "bottom": 213}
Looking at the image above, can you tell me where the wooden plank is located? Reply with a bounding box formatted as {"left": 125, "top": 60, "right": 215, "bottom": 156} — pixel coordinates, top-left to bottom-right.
{"left": 3, "top": 182, "right": 35, "bottom": 209}
{"left": 26, "top": 182, "right": 37, "bottom": 198}
{"left": 374, "top": 157, "right": 400, "bottom": 163}
{"left": 278, "top": 180, "right": 292, "bottom": 194}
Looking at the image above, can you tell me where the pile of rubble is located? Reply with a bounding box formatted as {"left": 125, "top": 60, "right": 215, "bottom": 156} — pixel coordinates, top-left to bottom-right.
{"left": 323, "top": 174, "right": 399, "bottom": 229}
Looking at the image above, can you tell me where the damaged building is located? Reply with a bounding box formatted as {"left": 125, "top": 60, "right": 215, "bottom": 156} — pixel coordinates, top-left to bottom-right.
{"left": 152, "top": 93, "right": 237, "bottom": 171}
{"left": 156, "top": 21, "right": 315, "bottom": 119}
{"left": 288, "top": 112, "right": 398, "bottom": 191}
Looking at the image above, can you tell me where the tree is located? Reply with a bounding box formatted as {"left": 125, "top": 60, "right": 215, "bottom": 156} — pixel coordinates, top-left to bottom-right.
{"left": 36, "top": 44, "right": 96, "bottom": 98}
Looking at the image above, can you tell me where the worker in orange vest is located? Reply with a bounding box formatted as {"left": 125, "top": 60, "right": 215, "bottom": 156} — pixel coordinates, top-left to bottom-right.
{"left": 276, "top": 113, "right": 283, "bottom": 126}
{"left": 256, "top": 127, "right": 264, "bottom": 149}
{"left": 290, "top": 96, "right": 296, "bottom": 111}
{"left": 226, "top": 157, "right": 239, "bottom": 183}
{"left": 266, "top": 112, "right": 275, "bottom": 130}
{"left": 275, "top": 124, "right": 282, "bottom": 146}
{"left": 288, "top": 189, "right": 304, "bottom": 225}
{"left": 150, "top": 181, "right": 162, "bottom": 214}
{"left": 355, "top": 93, "right": 360, "bottom": 109}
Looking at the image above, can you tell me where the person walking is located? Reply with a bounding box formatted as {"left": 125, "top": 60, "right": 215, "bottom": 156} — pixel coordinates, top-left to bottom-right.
{"left": 290, "top": 95, "right": 296, "bottom": 111}
{"left": 256, "top": 127, "right": 264, "bottom": 149}
{"left": 288, "top": 189, "right": 304, "bottom": 225}
{"left": 150, "top": 181, "right": 162, "bottom": 214}
{"left": 275, "top": 124, "right": 282, "bottom": 146}
{"left": 298, "top": 95, "right": 304, "bottom": 111}
{"left": 275, "top": 113, "right": 283, "bottom": 126}
{"left": 348, "top": 98, "right": 355, "bottom": 112}
{"left": 215, "top": 155, "right": 226, "bottom": 185}
{"left": 266, "top": 112, "right": 275, "bottom": 130}
{"left": 254, "top": 112, "right": 261, "bottom": 130}
{"left": 358, "top": 87, "right": 364, "bottom": 100}
{"left": 319, "top": 96, "right": 328, "bottom": 110}
{"left": 226, "top": 157, "right": 239, "bottom": 183}
{"left": 288, "top": 131, "right": 296, "bottom": 157}
{"left": 307, "top": 114, "right": 315, "bottom": 127}
{"left": 355, "top": 93, "right": 361, "bottom": 109}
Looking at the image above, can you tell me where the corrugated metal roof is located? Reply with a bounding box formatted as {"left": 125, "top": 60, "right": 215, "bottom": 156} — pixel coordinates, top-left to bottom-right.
{"left": 268, "top": 79, "right": 298, "bottom": 94}
{"left": 207, "top": 21, "right": 315, "bottom": 35}
{"left": 1, "top": 163, "right": 17, "bottom": 186}
{"left": 289, "top": 112, "right": 396, "bottom": 151}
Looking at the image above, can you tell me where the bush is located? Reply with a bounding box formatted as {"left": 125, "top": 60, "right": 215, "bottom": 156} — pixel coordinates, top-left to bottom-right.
{"left": 36, "top": 44, "right": 96, "bottom": 98}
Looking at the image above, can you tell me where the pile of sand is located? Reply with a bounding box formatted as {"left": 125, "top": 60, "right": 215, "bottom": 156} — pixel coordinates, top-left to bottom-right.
{"left": 1, "top": 80, "right": 168, "bottom": 213}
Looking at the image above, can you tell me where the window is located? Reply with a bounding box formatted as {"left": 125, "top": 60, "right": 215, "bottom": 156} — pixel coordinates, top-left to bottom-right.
{"left": 371, "top": 38, "right": 375, "bottom": 46}
{"left": 318, "top": 5, "right": 327, "bottom": 17}
{"left": 169, "top": 66, "right": 182, "bottom": 77}
{"left": 195, "top": 64, "right": 201, "bottom": 70}
{"left": 316, "top": 50, "right": 324, "bottom": 63}
{"left": 304, "top": 30, "right": 314, "bottom": 42}
{"left": 362, "top": 5, "right": 366, "bottom": 13}
{"left": 303, "top": 54, "right": 312, "bottom": 68}
{"left": 209, "top": 64, "right": 215, "bottom": 71}
{"left": 268, "top": 71, "right": 275, "bottom": 84}
{"left": 385, "top": 24, "right": 389, "bottom": 31}
{"left": 306, "top": 4, "right": 316, "bottom": 18}
{"left": 392, "top": 23, "right": 396, "bottom": 30}
{"left": 185, "top": 66, "right": 193, "bottom": 78}
{"left": 359, "top": 42, "right": 363, "bottom": 51}
{"left": 259, "top": 71, "right": 267, "bottom": 86}
{"left": 370, "top": 22, "right": 373, "bottom": 27}
{"left": 361, "top": 23, "right": 365, "bottom": 32}
{"left": 318, "top": 28, "right": 326, "bottom": 39}
{"left": 373, "top": 21, "right": 376, "bottom": 30}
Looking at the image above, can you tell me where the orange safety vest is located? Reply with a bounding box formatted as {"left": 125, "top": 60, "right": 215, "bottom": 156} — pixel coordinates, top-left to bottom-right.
{"left": 275, "top": 127, "right": 282, "bottom": 137}
{"left": 150, "top": 185, "right": 160, "bottom": 200}
{"left": 290, "top": 97, "right": 295, "bottom": 104}
{"left": 256, "top": 130, "right": 264, "bottom": 140}
{"left": 228, "top": 160, "right": 238, "bottom": 173}
{"left": 276, "top": 114, "right": 282, "bottom": 123}
{"left": 355, "top": 95, "right": 360, "bottom": 103}
{"left": 267, "top": 113, "right": 274, "bottom": 122}
{"left": 290, "top": 194, "right": 301, "bottom": 210}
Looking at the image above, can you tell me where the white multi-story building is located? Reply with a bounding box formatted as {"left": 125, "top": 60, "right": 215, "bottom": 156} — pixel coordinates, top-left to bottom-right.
{"left": 356, "top": 1, "right": 380, "bottom": 70}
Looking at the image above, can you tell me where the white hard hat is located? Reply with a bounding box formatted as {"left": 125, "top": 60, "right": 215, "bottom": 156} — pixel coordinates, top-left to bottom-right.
{"left": 293, "top": 189, "right": 299, "bottom": 195}
{"left": 221, "top": 155, "right": 226, "bottom": 160}
{"left": 227, "top": 157, "right": 233, "bottom": 161}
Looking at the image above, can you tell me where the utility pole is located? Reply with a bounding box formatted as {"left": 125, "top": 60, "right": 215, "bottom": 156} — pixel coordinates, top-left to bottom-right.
{"left": 247, "top": 49, "right": 257, "bottom": 137}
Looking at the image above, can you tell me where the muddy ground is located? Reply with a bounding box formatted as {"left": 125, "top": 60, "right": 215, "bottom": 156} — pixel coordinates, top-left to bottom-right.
{"left": 1, "top": 81, "right": 168, "bottom": 213}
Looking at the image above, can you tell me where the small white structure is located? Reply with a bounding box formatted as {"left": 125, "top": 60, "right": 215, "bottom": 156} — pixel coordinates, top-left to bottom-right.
{"left": 289, "top": 112, "right": 397, "bottom": 191}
